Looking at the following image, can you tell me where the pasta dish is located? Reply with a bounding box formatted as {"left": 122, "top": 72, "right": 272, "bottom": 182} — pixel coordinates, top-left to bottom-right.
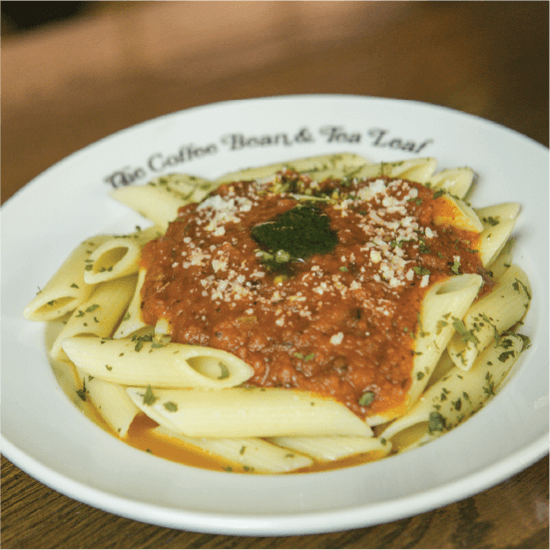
{"left": 24, "top": 153, "right": 531, "bottom": 473}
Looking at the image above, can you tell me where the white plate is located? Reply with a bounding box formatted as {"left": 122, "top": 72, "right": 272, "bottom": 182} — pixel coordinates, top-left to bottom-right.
{"left": 2, "top": 95, "right": 548, "bottom": 536}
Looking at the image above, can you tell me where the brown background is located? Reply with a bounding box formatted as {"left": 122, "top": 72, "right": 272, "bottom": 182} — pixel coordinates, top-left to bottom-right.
{"left": 2, "top": 2, "right": 548, "bottom": 548}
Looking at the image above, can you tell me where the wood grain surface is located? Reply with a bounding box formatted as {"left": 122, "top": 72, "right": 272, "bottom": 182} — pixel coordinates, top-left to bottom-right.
{"left": 2, "top": 2, "right": 548, "bottom": 548}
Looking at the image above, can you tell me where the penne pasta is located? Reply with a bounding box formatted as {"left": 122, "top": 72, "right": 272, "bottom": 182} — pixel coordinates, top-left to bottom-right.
{"left": 478, "top": 219, "right": 517, "bottom": 267}
{"left": 50, "top": 275, "right": 137, "bottom": 361}
{"left": 434, "top": 194, "right": 483, "bottom": 233}
{"left": 352, "top": 157, "right": 437, "bottom": 183}
{"left": 215, "top": 152, "right": 370, "bottom": 185}
{"left": 487, "top": 240, "right": 514, "bottom": 281}
{"left": 426, "top": 167, "right": 475, "bottom": 199}
{"left": 432, "top": 194, "right": 484, "bottom": 233}
{"left": 424, "top": 351, "right": 456, "bottom": 391}
{"left": 149, "top": 173, "right": 215, "bottom": 202}
{"left": 153, "top": 425, "right": 314, "bottom": 473}
{"left": 475, "top": 202, "right": 520, "bottom": 230}
{"left": 447, "top": 265, "right": 531, "bottom": 371}
{"left": 62, "top": 337, "right": 254, "bottom": 389}
{"left": 24, "top": 235, "right": 111, "bottom": 321}
{"left": 268, "top": 435, "right": 391, "bottom": 462}
{"left": 84, "top": 226, "right": 161, "bottom": 284}
{"left": 367, "top": 274, "right": 483, "bottom": 426}
{"left": 380, "top": 333, "right": 525, "bottom": 453}
{"left": 126, "top": 387, "right": 373, "bottom": 438}
{"left": 396, "top": 157, "right": 438, "bottom": 183}
{"left": 110, "top": 174, "right": 211, "bottom": 229}
{"left": 113, "top": 268, "right": 150, "bottom": 338}
{"left": 83, "top": 376, "right": 141, "bottom": 438}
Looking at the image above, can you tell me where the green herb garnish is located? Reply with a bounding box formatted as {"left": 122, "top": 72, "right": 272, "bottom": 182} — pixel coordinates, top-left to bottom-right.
{"left": 142, "top": 385, "right": 158, "bottom": 405}
{"left": 428, "top": 411, "right": 446, "bottom": 433}
{"left": 218, "top": 362, "right": 230, "bottom": 380}
{"left": 452, "top": 317, "right": 479, "bottom": 346}
{"left": 413, "top": 266, "right": 431, "bottom": 276}
{"left": 251, "top": 203, "right": 338, "bottom": 272}
{"left": 358, "top": 391, "right": 375, "bottom": 407}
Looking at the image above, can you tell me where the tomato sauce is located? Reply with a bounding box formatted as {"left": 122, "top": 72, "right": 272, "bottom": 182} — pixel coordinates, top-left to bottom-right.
{"left": 140, "top": 172, "right": 488, "bottom": 419}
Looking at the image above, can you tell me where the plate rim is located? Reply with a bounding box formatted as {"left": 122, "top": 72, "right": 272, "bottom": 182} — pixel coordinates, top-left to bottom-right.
{"left": 4, "top": 93, "right": 549, "bottom": 210}
{"left": 3, "top": 434, "right": 547, "bottom": 535}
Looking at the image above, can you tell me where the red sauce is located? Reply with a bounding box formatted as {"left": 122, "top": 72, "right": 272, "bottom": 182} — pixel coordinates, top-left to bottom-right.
{"left": 140, "top": 173, "right": 489, "bottom": 419}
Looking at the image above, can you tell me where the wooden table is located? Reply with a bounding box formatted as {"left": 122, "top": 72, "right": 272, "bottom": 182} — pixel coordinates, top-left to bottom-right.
{"left": 2, "top": 2, "right": 548, "bottom": 547}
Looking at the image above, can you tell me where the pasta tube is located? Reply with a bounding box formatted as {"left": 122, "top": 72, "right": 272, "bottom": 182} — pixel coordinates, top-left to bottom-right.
{"left": 110, "top": 174, "right": 209, "bottom": 229}
{"left": 478, "top": 219, "right": 517, "bottom": 267}
{"left": 432, "top": 194, "right": 484, "bottom": 233}
{"left": 50, "top": 275, "right": 137, "bottom": 360}
{"left": 475, "top": 202, "right": 520, "bottom": 230}
{"left": 471, "top": 200, "right": 520, "bottom": 268}
{"left": 427, "top": 167, "right": 475, "bottom": 199}
{"left": 126, "top": 387, "right": 373, "bottom": 438}
{"left": 380, "top": 333, "right": 525, "bottom": 453}
{"left": 367, "top": 274, "right": 483, "bottom": 426}
{"left": 215, "top": 153, "right": 370, "bottom": 185}
{"left": 488, "top": 240, "right": 514, "bottom": 281}
{"left": 24, "top": 235, "right": 111, "bottom": 321}
{"left": 153, "top": 426, "right": 314, "bottom": 473}
{"left": 353, "top": 157, "right": 438, "bottom": 184}
{"left": 447, "top": 265, "right": 531, "bottom": 371}
{"left": 268, "top": 435, "right": 391, "bottom": 462}
{"left": 62, "top": 337, "right": 254, "bottom": 389}
{"left": 149, "top": 173, "right": 214, "bottom": 202}
{"left": 84, "top": 376, "right": 140, "bottom": 437}
{"left": 424, "top": 351, "right": 455, "bottom": 391}
{"left": 84, "top": 226, "right": 161, "bottom": 284}
{"left": 113, "top": 268, "right": 149, "bottom": 338}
